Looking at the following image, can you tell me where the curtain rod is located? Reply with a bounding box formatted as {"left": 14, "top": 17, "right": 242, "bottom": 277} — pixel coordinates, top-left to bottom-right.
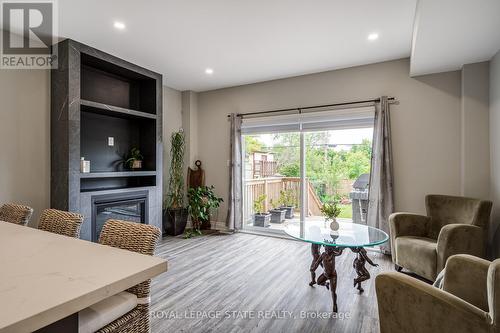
{"left": 226, "top": 97, "right": 396, "bottom": 118}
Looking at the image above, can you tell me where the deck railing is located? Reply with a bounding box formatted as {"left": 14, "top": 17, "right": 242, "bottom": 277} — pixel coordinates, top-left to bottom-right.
{"left": 243, "top": 177, "right": 323, "bottom": 222}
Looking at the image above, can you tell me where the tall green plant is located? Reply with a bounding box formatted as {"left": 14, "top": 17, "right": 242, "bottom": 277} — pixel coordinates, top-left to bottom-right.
{"left": 166, "top": 131, "right": 185, "bottom": 209}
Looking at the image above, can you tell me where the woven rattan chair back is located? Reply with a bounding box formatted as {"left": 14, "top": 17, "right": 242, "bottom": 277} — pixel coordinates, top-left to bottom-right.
{"left": 0, "top": 203, "right": 34, "bottom": 226}
{"left": 96, "top": 219, "right": 161, "bottom": 333}
{"left": 38, "top": 208, "right": 84, "bottom": 238}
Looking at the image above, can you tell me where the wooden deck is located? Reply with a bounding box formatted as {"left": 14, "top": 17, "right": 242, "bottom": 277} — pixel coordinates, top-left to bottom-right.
{"left": 150, "top": 232, "right": 391, "bottom": 333}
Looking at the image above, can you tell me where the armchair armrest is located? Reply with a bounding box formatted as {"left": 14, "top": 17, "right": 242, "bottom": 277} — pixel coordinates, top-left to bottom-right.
{"left": 443, "top": 254, "right": 489, "bottom": 311}
{"left": 376, "top": 272, "right": 490, "bottom": 333}
{"left": 437, "top": 224, "right": 485, "bottom": 271}
{"left": 389, "top": 213, "right": 430, "bottom": 238}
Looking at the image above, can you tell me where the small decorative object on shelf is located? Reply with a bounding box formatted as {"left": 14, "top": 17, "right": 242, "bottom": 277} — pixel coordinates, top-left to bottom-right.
{"left": 125, "top": 147, "right": 143, "bottom": 170}
{"left": 80, "top": 157, "right": 90, "bottom": 173}
{"left": 253, "top": 194, "right": 271, "bottom": 227}
{"left": 321, "top": 201, "right": 342, "bottom": 233}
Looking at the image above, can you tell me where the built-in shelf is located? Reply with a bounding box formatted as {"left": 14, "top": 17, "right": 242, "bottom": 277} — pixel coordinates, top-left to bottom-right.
{"left": 80, "top": 99, "right": 157, "bottom": 120}
{"left": 80, "top": 171, "right": 157, "bottom": 179}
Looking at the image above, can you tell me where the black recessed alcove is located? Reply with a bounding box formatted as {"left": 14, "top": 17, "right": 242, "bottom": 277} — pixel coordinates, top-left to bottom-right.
{"left": 80, "top": 110, "right": 156, "bottom": 172}
{"left": 80, "top": 54, "right": 157, "bottom": 114}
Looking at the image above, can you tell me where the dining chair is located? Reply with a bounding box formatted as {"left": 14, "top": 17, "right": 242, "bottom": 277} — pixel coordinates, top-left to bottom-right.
{"left": 78, "top": 219, "right": 161, "bottom": 333}
{"left": 0, "top": 203, "right": 34, "bottom": 226}
{"left": 38, "top": 208, "right": 84, "bottom": 238}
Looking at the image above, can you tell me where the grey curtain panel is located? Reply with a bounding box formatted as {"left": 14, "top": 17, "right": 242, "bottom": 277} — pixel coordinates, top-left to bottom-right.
{"left": 367, "top": 96, "right": 394, "bottom": 254}
{"left": 226, "top": 113, "right": 243, "bottom": 231}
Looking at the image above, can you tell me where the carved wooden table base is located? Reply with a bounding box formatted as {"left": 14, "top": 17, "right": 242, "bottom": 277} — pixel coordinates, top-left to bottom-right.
{"left": 309, "top": 244, "right": 378, "bottom": 312}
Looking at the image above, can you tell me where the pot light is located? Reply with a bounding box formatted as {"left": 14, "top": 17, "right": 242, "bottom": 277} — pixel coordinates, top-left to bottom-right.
{"left": 114, "top": 21, "right": 126, "bottom": 30}
{"left": 205, "top": 68, "right": 214, "bottom": 75}
{"left": 367, "top": 33, "right": 379, "bottom": 41}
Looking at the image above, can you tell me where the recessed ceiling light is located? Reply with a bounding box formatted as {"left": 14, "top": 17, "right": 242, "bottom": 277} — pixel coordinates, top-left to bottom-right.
{"left": 205, "top": 68, "right": 214, "bottom": 75}
{"left": 113, "top": 21, "right": 126, "bottom": 30}
{"left": 367, "top": 33, "right": 379, "bottom": 41}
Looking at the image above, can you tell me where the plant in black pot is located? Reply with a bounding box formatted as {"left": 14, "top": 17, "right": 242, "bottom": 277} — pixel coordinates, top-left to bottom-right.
{"left": 125, "top": 147, "right": 144, "bottom": 170}
{"left": 269, "top": 199, "right": 286, "bottom": 224}
{"left": 278, "top": 189, "right": 296, "bottom": 219}
{"left": 163, "top": 131, "right": 188, "bottom": 236}
{"left": 185, "top": 185, "right": 223, "bottom": 238}
{"left": 253, "top": 194, "right": 271, "bottom": 227}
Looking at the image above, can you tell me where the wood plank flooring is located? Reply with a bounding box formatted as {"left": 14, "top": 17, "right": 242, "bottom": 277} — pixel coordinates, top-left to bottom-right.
{"left": 151, "top": 232, "right": 392, "bottom": 333}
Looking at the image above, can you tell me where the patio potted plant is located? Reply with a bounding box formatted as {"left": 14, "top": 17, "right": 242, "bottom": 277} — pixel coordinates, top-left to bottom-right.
{"left": 278, "top": 189, "right": 296, "bottom": 219}
{"left": 321, "top": 201, "right": 342, "bottom": 232}
{"left": 187, "top": 185, "right": 223, "bottom": 236}
{"left": 163, "top": 131, "right": 189, "bottom": 236}
{"left": 125, "top": 147, "right": 143, "bottom": 170}
{"left": 269, "top": 199, "right": 286, "bottom": 223}
{"left": 253, "top": 194, "right": 271, "bottom": 227}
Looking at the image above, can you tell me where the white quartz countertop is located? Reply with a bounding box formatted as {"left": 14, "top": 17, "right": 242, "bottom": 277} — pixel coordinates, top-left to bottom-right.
{"left": 0, "top": 221, "right": 168, "bottom": 333}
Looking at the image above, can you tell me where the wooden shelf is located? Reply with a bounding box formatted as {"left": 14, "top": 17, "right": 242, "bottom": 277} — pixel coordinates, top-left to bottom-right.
{"left": 80, "top": 171, "right": 157, "bottom": 179}
{"left": 80, "top": 99, "right": 157, "bottom": 120}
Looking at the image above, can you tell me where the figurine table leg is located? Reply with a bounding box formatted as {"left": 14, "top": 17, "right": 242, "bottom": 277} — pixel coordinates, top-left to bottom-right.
{"left": 351, "top": 247, "right": 378, "bottom": 293}
{"left": 309, "top": 244, "right": 322, "bottom": 286}
{"left": 313, "top": 246, "right": 344, "bottom": 312}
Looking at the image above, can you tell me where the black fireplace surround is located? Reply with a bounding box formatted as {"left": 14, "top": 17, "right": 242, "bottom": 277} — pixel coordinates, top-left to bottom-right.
{"left": 91, "top": 191, "right": 148, "bottom": 242}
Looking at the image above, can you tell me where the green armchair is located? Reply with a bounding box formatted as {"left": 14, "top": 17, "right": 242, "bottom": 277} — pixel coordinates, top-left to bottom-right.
{"left": 389, "top": 194, "right": 491, "bottom": 281}
{"left": 376, "top": 254, "right": 499, "bottom": 333}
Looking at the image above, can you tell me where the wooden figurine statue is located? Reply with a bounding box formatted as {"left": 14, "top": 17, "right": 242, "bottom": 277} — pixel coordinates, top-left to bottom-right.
{"left": 187, "top": 160, "right": 205, "bottom": 189}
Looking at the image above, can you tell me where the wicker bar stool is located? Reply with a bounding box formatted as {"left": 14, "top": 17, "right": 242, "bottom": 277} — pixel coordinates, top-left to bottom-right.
{"left": 38, "top": 208, "right": 84, "bottom": 238}
{"left": 0, "top": 203, "right": 34, "bottom": 226}
{"left": 94, "top": 219, "right": 161, "bottom": 333}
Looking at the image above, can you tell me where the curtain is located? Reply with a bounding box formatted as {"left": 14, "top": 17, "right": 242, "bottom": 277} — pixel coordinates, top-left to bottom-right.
{"left": 367, "top": 96, "right": 394, "bottom": 254}
{"left": 226, "top": 114, "right": 243, "bottom": 231}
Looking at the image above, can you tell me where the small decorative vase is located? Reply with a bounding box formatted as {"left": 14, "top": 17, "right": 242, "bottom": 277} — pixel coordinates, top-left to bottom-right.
{"left": 330, "top": 218, "right": 340, "bottom": 231}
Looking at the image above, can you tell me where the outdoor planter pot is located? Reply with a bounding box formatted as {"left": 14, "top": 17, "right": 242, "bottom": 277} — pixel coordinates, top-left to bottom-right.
{"left": 269, "top": 209, "right": 286, "bottom": 223}
{"left": 163, "top": 208, "right": 188, "bottom": 236}
{"left": 253, "top": 213, "right": 271, "bottom": 227}
{"left": 281, "top": 206, "right": 295, "bottom": 219}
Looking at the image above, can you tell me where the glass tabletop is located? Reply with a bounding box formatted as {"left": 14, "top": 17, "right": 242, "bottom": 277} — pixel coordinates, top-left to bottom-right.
{"left": 283, "top": 221, "right": 389, "bottom": 248}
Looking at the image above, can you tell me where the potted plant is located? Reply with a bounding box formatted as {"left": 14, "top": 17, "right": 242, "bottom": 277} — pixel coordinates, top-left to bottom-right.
{"left": 125, "top": 147, "right": 143, "bottom": 170}
{"left": 269, "top": 199, "right": 286, "bottom": 223}
{"left": 278, "top": 189, "right": 296, "bottom": 219}
{"left": 187, "top": 185, "right": 223, "bottom": 236}
{"left": 163, "top": 131, "right": 189, "bottom": 236}
{"left": 321, "top": 201, "right": 342, "bottom": 232}
{"left": 253, "top": 194, "right": 271, "bottom": 227}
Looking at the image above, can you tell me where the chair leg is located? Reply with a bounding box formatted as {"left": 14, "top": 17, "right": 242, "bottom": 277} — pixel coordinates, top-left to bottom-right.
{"left": 394, "top": 264, "right": 403, "bottom": 272}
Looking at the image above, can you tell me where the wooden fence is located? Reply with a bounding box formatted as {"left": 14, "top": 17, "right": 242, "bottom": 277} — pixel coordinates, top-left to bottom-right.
{"left": 243, "top": 177, "right": 323, "bottom": 222}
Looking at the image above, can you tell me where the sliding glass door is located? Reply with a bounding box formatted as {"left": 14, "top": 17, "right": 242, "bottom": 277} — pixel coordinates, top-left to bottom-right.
{"left": 241, "top": 106, "right": 374, "bottom": 235}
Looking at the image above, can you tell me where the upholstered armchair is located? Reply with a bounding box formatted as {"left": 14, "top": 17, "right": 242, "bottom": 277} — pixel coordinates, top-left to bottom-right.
{"left": 376, "top": 254, "right": 500, "bottom": 333}
{"left": 389, "top": 194, "right": 491, "bottom": 281}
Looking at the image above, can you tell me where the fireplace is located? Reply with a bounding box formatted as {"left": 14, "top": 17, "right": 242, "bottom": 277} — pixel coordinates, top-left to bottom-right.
{"left": 91, "top": 191, "right": 149, "bottom": 242}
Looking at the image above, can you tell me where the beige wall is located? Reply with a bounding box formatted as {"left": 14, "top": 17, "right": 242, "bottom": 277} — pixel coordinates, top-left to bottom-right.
{"left": 0, "top": 71, "right": 181, "bottom": 224}
{"left": 461, "top": 62, "right": 490, "bottom": 199}
{"left": 197, "top": 58, "right": 463, "bottom": 219}
{"left": 490, "top": 50, "right": 500, "bottom": 257}
{"left": 0, "top": 70, "right": 50, "bottom": 224}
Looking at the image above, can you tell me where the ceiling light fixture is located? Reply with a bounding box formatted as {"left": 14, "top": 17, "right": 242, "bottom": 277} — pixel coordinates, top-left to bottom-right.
{"left": 113, "top": 21, "right": 126, "bottom": 30}
{"left": 367, "top": 33, "right": 379, "bottom": 41}
{"left": 205, "top": 68, "right": 214, "bottom": 75}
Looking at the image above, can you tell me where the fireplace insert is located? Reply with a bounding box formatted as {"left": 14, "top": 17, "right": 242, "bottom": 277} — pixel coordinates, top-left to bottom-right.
{"left": 91, "top": 191, "right": 148, "bottom": 242}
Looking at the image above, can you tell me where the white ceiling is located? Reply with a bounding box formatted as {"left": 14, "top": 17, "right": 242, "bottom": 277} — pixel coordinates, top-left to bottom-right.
{"left": 57, "top": 1, "right": 500, "bottom": 91}
{"left": 411, "top": 0, "right": 500, "bottom": 76}
{"left": 58, "top": 0, "right": 417, "bottom": 91}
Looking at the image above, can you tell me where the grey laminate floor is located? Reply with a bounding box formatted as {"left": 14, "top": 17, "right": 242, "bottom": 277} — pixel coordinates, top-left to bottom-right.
{"left": 150, "top": 232, "right": 392, "bottom": 333}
